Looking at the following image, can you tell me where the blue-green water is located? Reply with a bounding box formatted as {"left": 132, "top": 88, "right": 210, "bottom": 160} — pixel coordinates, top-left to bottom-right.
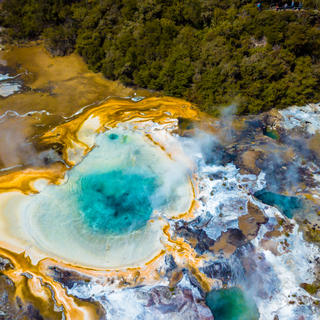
{"left": 263, "top": 128, "right": 280, "bottom": 140}
{"left": 108, "top": 133, "right": 119, "bottom": 140}
{"left": 25, "top": 128, "right": 192, "bottom": 267}
{"left": 78, "top": 170, "right": 157, "bottom": 235}
{"left": 206, "top": 288, "right": 259, "bottom": 320}
{"left": 254, "top": 189, "right": 303, "bottom": 218}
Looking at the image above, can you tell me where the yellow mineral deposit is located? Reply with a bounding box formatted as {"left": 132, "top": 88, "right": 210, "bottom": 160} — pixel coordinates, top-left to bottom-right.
{"left": 0, "top": 44, "right": 153, "bottom": 116}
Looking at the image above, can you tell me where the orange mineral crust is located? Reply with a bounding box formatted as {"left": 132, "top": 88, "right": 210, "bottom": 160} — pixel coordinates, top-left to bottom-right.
{"left": 40, "top": 97, "right": 200, "bottom": 165}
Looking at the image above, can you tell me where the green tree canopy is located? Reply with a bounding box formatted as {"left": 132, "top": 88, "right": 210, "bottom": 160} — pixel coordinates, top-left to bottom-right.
{"left": 1, "top": 0, "right": 320, "bottom": 115}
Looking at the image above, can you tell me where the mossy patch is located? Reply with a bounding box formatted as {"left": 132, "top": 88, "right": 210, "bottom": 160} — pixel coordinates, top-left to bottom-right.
{"left": 304, "top": 226, "right": 320, "bottom": 243}
{"left": 300, "top": 282, "right": 320, "bottom": 295}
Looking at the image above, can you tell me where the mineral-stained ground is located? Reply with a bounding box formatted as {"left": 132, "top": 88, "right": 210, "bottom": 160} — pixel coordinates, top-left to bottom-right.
{"left": 0, "top": 46, "right": 319, "bottom": 320}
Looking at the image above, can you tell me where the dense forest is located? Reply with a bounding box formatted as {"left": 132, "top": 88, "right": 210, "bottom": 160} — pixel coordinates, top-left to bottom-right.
{"left": 0, "top": 0, "right": 320, "bottom": 114}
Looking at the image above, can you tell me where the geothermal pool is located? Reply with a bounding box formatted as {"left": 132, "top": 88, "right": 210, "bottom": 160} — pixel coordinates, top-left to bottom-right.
{"left": 0, "top": 127, "right": 192, "bottom": 268}
{"left": 0, "top": 97, "right": 319, "bottom": 320}
{"left": 206, "top": 287, "right": 259, "bottom": 320}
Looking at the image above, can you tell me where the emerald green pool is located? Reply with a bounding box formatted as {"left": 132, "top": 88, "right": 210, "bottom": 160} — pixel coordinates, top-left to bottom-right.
{"left": 264, "top": 128, "right": 280, "bottom": 140}
{"left": 205, "top": 288, "right": 259, "bottom": 320}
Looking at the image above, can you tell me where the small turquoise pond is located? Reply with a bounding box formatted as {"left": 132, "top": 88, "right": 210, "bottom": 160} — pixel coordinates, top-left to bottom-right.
{"left": 206, "top": 288, "right": 259, "bottom": 320}
{"left": 254, "top": 189, "right": 303, "bottom": 218}
{"left": 78, "top": 170, "right": 157, "bottom": 235}
{"left": 263, "top": 128, "right": 279, "bottom": 140}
